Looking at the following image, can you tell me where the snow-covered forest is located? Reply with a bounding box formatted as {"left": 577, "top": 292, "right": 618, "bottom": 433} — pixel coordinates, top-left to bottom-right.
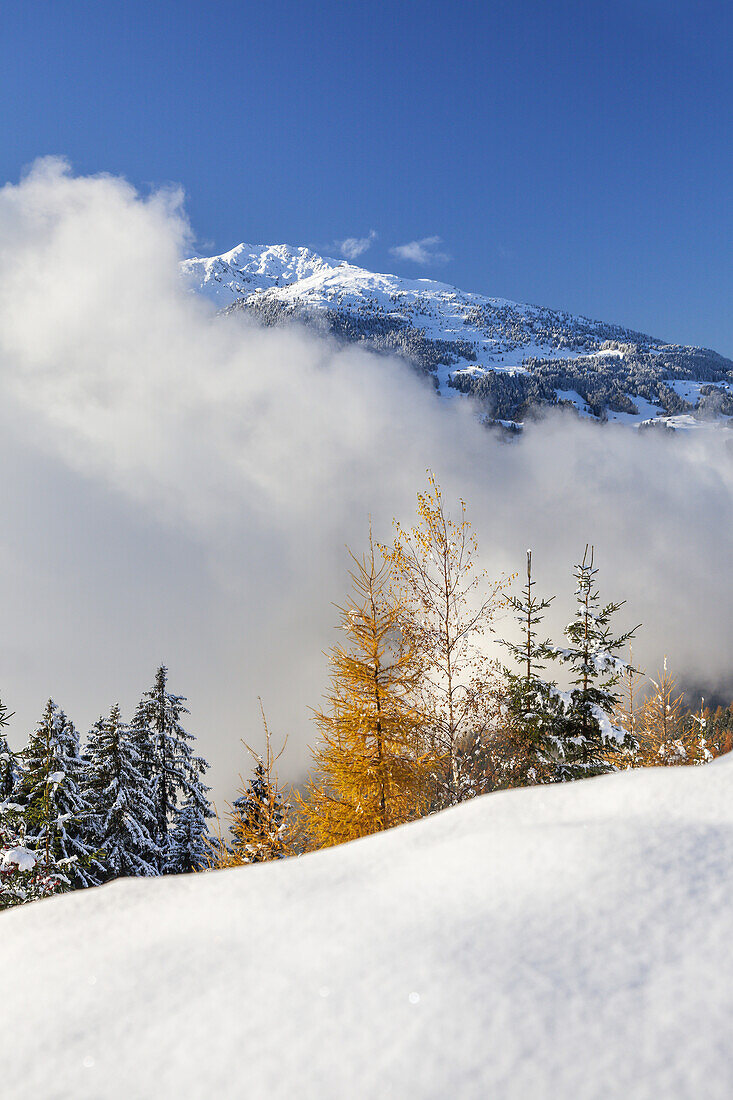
{"left": 185, "top": 242, "right": 733, "bottom": 425}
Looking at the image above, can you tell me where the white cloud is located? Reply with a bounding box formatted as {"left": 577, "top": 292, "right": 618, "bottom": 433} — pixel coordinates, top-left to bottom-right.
{"left": 0, "top": 159, "right": 731, "bottom": 812}
{"left": 336, "top": 229, "right": 377, "bottom": 261}
{"left": 390, "top": 235, "right": 450, "bottom": 265}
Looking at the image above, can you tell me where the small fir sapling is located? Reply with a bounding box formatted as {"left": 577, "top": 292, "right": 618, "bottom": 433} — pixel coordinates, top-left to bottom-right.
{"left": 554, "top": 546, "right": 639, "bottom": 778}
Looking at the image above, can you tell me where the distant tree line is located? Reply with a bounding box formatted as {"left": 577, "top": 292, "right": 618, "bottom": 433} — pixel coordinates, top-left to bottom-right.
{"left": 451, "top": 344, "right": 733, "bottom": 421}
{"left": 222, "top": 287, "right": 733, "bottom": 422}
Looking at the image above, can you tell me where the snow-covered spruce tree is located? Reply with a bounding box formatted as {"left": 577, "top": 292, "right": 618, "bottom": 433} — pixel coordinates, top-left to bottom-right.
{"left": 555, "top": 547, "right": 638, "bottom": 778}
{"left": 18, "top": 700, "right": 102, "bottom": 888}
{"left": 0, "top": 800, "right": 70, "bottom": 910}
{"left": 0, "top": 694, "right": 18, "bottom": 800}
{"left": 84, "top": 704, "right": 159, "bottom": 881}
{"left": 500, "top": 550, "right": 566, "bottom": 785}
{"left": 132, "top": 666, "right": 212, "bottom": 872}
{"left": 166, "top": 788, "right": 213, "bottom": 874}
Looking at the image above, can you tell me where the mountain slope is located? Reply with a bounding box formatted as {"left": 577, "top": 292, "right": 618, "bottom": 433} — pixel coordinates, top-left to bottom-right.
{"left": 182, "top": 244, "right": 733, "bottom": 426}
{"left": 3, "top": 759, "right": 733, "bottom": 1098}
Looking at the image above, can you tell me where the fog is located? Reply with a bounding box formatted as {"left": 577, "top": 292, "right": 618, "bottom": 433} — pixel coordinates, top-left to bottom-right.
{"left": 0, "top": 158, "right": 731, "bottom": 806}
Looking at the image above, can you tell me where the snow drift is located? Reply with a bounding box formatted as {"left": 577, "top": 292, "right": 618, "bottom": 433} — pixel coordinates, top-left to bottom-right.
{"left": 3, "top": 759, "right": 733, "bottom": 1098}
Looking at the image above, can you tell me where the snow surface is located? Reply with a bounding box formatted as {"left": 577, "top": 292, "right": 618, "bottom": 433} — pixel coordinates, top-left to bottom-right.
{"left": 3, "top": 759, "right": 733, "bottom": 1098}
{"left": 555, "top": 388, "right": 593, "bottom": 416}
{"left": 606, "top": 394, "right": 664, "bottom": 426}
{"left": 1, "top": 845, "right": 36, "bottom": 871}
{"left": 666, "top": 378, "right": 733, "bottom": 404}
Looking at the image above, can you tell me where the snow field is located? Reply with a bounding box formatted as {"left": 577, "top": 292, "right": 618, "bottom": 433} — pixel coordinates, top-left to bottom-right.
{"left": 2, "top": 758, "right": 733, "bottom": 1098}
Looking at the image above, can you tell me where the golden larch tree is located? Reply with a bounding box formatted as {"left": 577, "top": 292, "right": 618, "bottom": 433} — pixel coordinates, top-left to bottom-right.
{"left": 609, "top": 647, "right": 646, "bottom": 769}
{"left": 636, "top": 659, "right": 711, "bottom": 767}
{"left": 382, "top": 472, "right": 510, "bottom": 807}
{"left": 298, "top": 536, "right": 433, "bottom": 849}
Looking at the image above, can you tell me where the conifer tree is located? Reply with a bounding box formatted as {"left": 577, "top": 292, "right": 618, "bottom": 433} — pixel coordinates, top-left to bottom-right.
{"left": 501, "top": 550, "right": 566, "bottom": 784}
{"left": 84, "top": 704, "right": 159, "bottom": 880}
{"left": 131, "top": 666, "right": 212, "bottom": 871}
{"left": 231, "top": 762, "right": 281, "bottom": 851}
{"left": 0, "top": 694, "right": 18, "bottom": 801}
{"left": 19, "top": 700, "right": 102, "bottom": 887}
{"left": 166, "top": 791, "right": 212, "bottom": 874}
{"left": 555, "top": 547, "right": 638, "bottom": 778}
{"left": 610, "top": 648, "right": 646, "bottom": 769}
{"left": 383, "top": 473, "right": 508, "bottom": 806}
{"left": 229, "top": 761, "right": 287, "bottom": 862}
{"left": 1, "top": 801, "right": 70, "bottom": 910}
{"left": 230, "top": 705, "right": 292, "bottom": 864}
{"left": 300, "top": 538, "right": 434, "bottom": 849}
{"left": 204, "top": 707, "right": 294, "bottom": 870}
{"left": 636, "top": 662, "right": 712, "bottom": 767}
{"left": 703, "top": 703, "right": 733, "bottom": 758}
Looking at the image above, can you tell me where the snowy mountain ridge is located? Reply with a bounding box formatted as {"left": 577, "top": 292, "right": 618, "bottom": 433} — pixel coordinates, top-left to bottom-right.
{"left": 182, "top": 244, "right": 733, "bottom": 427}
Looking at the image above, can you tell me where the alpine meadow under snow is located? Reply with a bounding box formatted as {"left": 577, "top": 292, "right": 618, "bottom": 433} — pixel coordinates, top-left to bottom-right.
{"left": 3, "top": 758, "right": 733, "bottom": 1098}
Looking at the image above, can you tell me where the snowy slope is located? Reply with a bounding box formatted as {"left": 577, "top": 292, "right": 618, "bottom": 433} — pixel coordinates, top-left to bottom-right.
{"left": 181, "top": 244, "right": 733, "bottom": 425}
{"left": 182, "top": 243, "right": 657, "bottom": 392}
{"left": 3, "top": 759, "right": 733, "bottom": 1099}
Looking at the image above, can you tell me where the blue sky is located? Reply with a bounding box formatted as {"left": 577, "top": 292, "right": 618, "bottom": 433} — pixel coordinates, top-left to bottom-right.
{"left": 2, "top": 0, "right": 731, "bottom": 353}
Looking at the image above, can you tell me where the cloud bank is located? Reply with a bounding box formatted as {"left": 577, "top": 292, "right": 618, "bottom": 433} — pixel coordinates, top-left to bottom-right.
{"left": 0, "top": 159, "right": 731, "bottom": 807}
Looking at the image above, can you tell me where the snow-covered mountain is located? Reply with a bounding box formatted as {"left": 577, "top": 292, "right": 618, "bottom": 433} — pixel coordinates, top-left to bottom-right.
{"left": 4, "top": 758, "right": 733, "bottom": 1098}
{"left": 182, "top": 244, "right": 733, "bottom": 428}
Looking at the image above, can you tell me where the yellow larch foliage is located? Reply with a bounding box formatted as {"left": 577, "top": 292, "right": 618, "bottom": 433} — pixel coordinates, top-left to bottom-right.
{"left": 636, "top": 660, "right": 712, "bottom": 767}
{"left": 204, "top": 704, "right": 295, "bottom": 869}
{"left": 608, "top": 650, "right": 646, "bottom": 769}
{"left": 382, "top": 471, "right": 511, "bottom": 806}
{"left": 298, "top": 537, "right": 436, "bottom": 849}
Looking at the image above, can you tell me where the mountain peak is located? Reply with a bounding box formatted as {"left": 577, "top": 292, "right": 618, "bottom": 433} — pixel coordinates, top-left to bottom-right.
{"left": 181, "top": 243, "right": 733, "bottom": 429}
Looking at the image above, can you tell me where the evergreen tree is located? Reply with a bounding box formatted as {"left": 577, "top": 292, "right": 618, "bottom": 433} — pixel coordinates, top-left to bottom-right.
{"left": 300, "top": 539, "right": 434, "bottom": 849}
{"left": 0, "top": 694, "right": 18, "bottom": 800}
{"left": 132, "top": 666, "right": 212, "bottom": 872}
{"left": 1, "top": 800, "right": 70, "bottom": 910}
{"left": 205, "top": 706, "right": 294, "bottom": 870}
{"left": 19, "top": 700, "right": 102, "bottom": 887}
{"left": 84, "top": 704, "right": 159, "bottom": 880}
{"left": 501, "top": 550, "right": 566, "bottom": 784}
{"left": 702, "top": 703, "right": 733, "bottom": 758}
{"left": 230, "top": 706, "right": 292, "bottom": 864}
{"left": 166, "top": 790, "right": 212, "bottom": 874}
{"left": 555, "top": 547, "right": 638, "bottom": 778}
{"left": 230, "top": 760, "right": 286, "bottom": 861}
